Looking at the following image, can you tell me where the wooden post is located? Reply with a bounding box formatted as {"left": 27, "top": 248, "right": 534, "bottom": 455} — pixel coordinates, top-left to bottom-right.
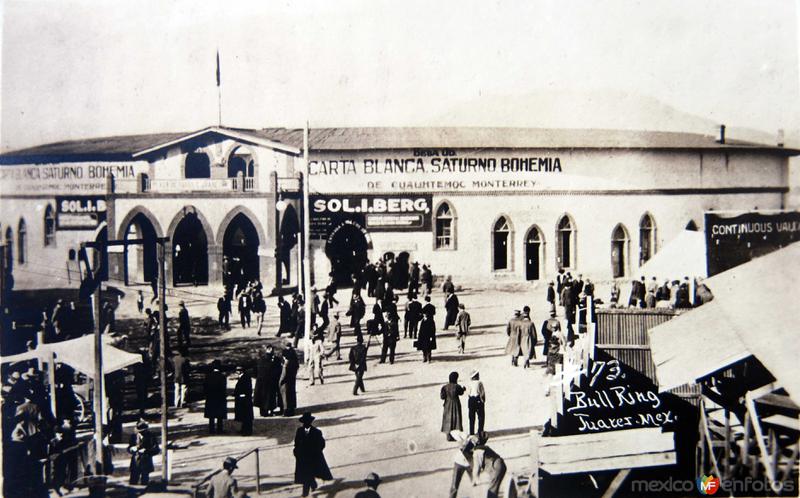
{"left": 530, "top": 430, "right": 540, "bottom": 498}
{"left": 48, "top": 352, "right": 57, "bottom": 418}
{"left": 273, "top": 171, "right": 282, "bottom": 294}
{"left": 158, "top": 241, "right": 169, "bottom": 482}
{"left": 255, "top": 448, "right": 261, "bottom": 495}
{"left": 91, "top": 282, "right": 104, "bottom": 474}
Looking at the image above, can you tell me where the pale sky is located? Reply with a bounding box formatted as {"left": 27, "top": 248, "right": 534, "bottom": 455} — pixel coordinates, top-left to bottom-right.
{"left": 1, "top": 0, "right": 799, "bottom": 151}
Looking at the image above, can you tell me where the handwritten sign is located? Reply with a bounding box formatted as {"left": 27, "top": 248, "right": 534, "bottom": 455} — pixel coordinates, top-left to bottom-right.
{"left": 561, "top": 359, "right": 676, "bottom": 434}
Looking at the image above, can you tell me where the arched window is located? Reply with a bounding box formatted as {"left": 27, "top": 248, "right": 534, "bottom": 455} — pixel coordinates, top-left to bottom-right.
{"left": 611, "top": 224, "right": 629, "bottom": 278}
{"left": 639, "top": 213, "right": 655, "bottom": 265}
{"left": 44, "top": 205, "right": 56, "bottom": 247}
{"left": 434, "top": 202, "right": 455, "bottom": 249}
{"left": 228, "top": 147, "right": 255, "bottom": 178}
{"left": 185, "top": 151, "right": 211, "bottom": 179}
{"left": 556, "top": 215, "right": 575, "bottom": 269}
{"left": 524, "top": 225, "right": 544, "bottom": 281}
{"left": 493, "top": 216, "right": 512, "bottom": 271}
{"left": 17, "top": 219, "right": 27, "bottom": 265}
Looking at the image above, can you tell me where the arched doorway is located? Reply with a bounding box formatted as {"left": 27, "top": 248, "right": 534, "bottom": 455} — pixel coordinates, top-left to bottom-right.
{"left": 493, "top": 216, "right": 512, "bottom": 271}
{"left": 556, "top": 215, "right": 575, "bottom": 269}
{"left": 172, "top": 212, "right": 208, "bottom": 286}
{"left": 123, "top": 213, "right": 158, "bottom": 285}
{"left": 525, "top": 226, "right": 543, "bottom": 281}
{"left": 185, "top": 151, "right": 211, "bottom": 178}
{"left": 611, "top": 224, "right": 629, "bottom": 278}
{"left": 326, "top": 222, "right": 369, "bottom": 287}
{"left": 279, "top": 205, "right": 300, "bottom": 286}
{"left": 223, "top": 213, "right": 260, "bottom": 290}
{"left": 639, "top": 213, "right": 656, "bottom": 266}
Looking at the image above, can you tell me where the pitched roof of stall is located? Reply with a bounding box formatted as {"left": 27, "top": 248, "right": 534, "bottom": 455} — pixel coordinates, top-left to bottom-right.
{"left": 1, "top": 126, "right": 796, "bottom": 164}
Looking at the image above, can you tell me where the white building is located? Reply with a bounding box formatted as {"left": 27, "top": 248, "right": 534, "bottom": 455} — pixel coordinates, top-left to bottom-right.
{"left": 1, "top": 126, "right": 796, "bottom": 291}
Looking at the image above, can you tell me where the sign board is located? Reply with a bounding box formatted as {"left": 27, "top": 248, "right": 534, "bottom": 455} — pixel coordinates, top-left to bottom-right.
{"left": 561, "top": 358, "right": 676, "bottom": 435}
{"left": 309, "top": 194, "right": 433, "bottom": 239}
{"left": 0, "top": 162, "right": 146, "bottom": 194}
{"left": 56, "top": 196, "right": 107, "bottom": 230}
{"left": 705, "top": 211, "right": 800, "bottom": 276}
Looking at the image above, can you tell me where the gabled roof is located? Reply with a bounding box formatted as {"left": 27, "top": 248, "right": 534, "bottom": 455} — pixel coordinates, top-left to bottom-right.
{"left": 1, "top": 126, "right": 796, "bottom": 164}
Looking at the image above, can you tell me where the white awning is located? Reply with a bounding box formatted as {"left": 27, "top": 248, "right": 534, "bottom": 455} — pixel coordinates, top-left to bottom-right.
{"left": 2, "top": 334, "right": 140, "bottom": 375}
{"left": 638, "top": 230, "right": 707, "bottom": 279}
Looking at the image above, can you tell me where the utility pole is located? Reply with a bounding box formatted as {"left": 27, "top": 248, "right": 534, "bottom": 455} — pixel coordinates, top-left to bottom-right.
{"left": 302, "top": 122, "right": 312, "bottom": 343}
{"left": 157, "top": 240, "right": 169, "bottom": 482}
{"left": 87, "top": 245, "right": 105, "bottom": 475}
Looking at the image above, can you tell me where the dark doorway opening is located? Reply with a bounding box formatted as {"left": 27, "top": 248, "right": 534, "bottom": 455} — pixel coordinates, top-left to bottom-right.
{"left": 493, "top": 217, "right": 510, "bottom": 271}
{"left": 326, "top": 223, "right": 369, "bottom": 287}
{"left": 185, "top": 152, "right": 211, "bottom": 178}
{"left": 223, "top": 213, "right": 260, "bottom": 290}
{"left": 172, "top": 213, "right": 208, "bottom": 286}
{"left": 123, "top": 213, "right": 158, "bottom": 285}
{"left": 525, "top": 227, "right": 542, "bottom": 281}
{"left": 611, "top": 224, "right": 628, "bottom": 278}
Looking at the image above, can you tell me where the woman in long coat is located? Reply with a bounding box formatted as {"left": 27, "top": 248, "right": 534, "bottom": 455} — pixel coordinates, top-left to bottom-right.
{"left": 416, "top": 313, "right": 437, "bottom": 362}
{"left": 294, "top": 412, "right": 333, "bottom": 496}
{"left": 254, "top": 347, "right": 275, "bottom": 416}
{"left": 440, "top": 371, "right": 466, "bottom": 441}
{"left": 443, "top": 291, "right": 459, "bottom": 330}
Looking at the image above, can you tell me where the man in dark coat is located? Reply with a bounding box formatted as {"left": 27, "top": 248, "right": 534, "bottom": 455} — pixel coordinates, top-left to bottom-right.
{"left": 133, "top": 350, "right": 151, "bottom": 416}
{"left": 347, "top": 292, "right": 366, "bottom": 342}
{"left": 254, "top": 345, "right": 277, "bottom": 416}
{"left": 238, "top": 292, "right": 252, "bottom": 329}
{"left": 280, "top": 345, "right": 299, "bottom": 416}
{"left": 409, "top": 261, "right": 420, "bottom": 297}
{"left": 294, "top": 412, "right": 333, "bottom": 497}
{"left": 546, "top": 282, "right": 556, "bottom": 314}
{"left": 348, "top": 336, "right": 368, "bottom": 395}
{"left": 128, "top": 420, "right": 160, "bottom": 485}
{"left": 204, "top": 360, "right": 227, "bottom": 434}
{"left": 541, "top": 310, "right": 560, "bottom": 357}
{"left": 217, "top": 295, "right": 231, "bottom": 330}
{"left": 171, "top": 350, "right": 190, "bottom": 408}
{"left": 177, "top": 301, "right": 191, "bottom": 349}
{"left": 421, "top": 265, "right": 433, "bottom": 295}
{"left": 404, "top": 295, "right": 422, "bottom": 339}
{"left": 443, "top": 291, "right": 459, "bottom": 330}
{"left": 278, "top": 296, "right": 292, "bottom": 335}
{"left": 234, "top": 366, "right": 253, "bottom": 436}
{"left": 379, "top": 311, "right": 399, "bottom": 364}
{"left": 416, "top": 312, "right": 437, "bottom": 363}
{"left": 422, "top": 295, "right": 436, "bottom": 318}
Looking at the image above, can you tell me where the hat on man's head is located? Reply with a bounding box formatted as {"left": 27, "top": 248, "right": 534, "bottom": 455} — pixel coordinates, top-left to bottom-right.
{"left": 136, "top": 420, "right": 149, "bottom": 431}
{"left": 513, "top": 310, "right": 521, "bottom": 316}
{"left": 299, "top": 412, "right": 315, "bottom": 424}
{"left": 364, "top": 472, "right": 381, "bottom": 486}
{"left": 223, "top": 456, "right": 238, "bottom": 470}
{"left": 523, "top": 305, "right": 531, "bottom": 314}
{"left": 549, "top": 309, "right": 557, "bottom": 317}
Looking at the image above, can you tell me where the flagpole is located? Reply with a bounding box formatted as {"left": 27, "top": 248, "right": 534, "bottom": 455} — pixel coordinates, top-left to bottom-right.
{"left": 216, "top": 49, "right": 222, "bottom": 127}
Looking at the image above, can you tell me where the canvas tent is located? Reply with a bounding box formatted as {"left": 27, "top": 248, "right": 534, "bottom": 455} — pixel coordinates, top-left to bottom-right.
{"left": 1, "top": 334, "right": 140, "bottom": 375}
{"left": 648, "top": 241, "right": 800, "bottom": 402}
{"left": 637, "top": 229, "right": 707, "bottom": 279}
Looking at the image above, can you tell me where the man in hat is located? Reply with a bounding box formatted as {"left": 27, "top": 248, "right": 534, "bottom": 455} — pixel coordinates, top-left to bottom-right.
{"left": 541, "top": 310, "right": 560, "bottom": 357}
{"left": 326, "top": 311, "right": 342, "bottom": 360}
{"left": 404, "top": 294, "right": 422, "bottom": 340}
{"left": 546, "top": 281, "right": 556, "bottom": 314}
{"left": 355, "top": 472, "right": 382, "bottom": 498}
{"left": 379, "top": 310, "right": 399, "bottom": 364}
{"left": 207, "top": 457, "right": 239, "bottom": 498}
{"left": 455, "top": 303, "right": 471, "bottom": 354}
{"left": 518, "top": 306, "right": 538, "bottom": 369}
{"left": 171, "top": 350, "right": 190, "bottom": 408}
{"left": 204, "top": 360, "right": 228, "bottom": 434}
{"left": 504, "top": 310, "right": 522, "bottom": 366}
{"left": 470, "top": 432, "right": 507, "bottom": 498}
{"left": 293, "top": 412, "right": 333, "bottom": 497}
{"left": 348, "top": 336, "right": 368, "bottom": 395}
{"left": 467, "top": 370, "right": 486, "bottom": 435}
{"left": 127, "top": 420, "right": 160, "bottom": 485}
{"left": 217, "top": 293, "right": 231, "bottom": 330}
{"left": 177, "top": 301, "right": 191, "bottom": 349}
{"left": 234, "top": 366, "right": 253, "bottom": 436}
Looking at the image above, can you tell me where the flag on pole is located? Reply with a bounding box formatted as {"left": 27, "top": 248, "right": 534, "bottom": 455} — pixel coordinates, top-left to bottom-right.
{"left": 216, "top": 50, "right": 221, "bottom": 87}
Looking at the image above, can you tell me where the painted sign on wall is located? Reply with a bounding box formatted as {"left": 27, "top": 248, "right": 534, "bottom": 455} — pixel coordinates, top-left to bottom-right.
{"left": 705, "top": 210, "right": 800, "bottom": 275}
{"left": 310, "top": 194, "right": 432, "bottom": 239}
{"left": 56, "top": 195, "right": 107, "bottom": 230}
